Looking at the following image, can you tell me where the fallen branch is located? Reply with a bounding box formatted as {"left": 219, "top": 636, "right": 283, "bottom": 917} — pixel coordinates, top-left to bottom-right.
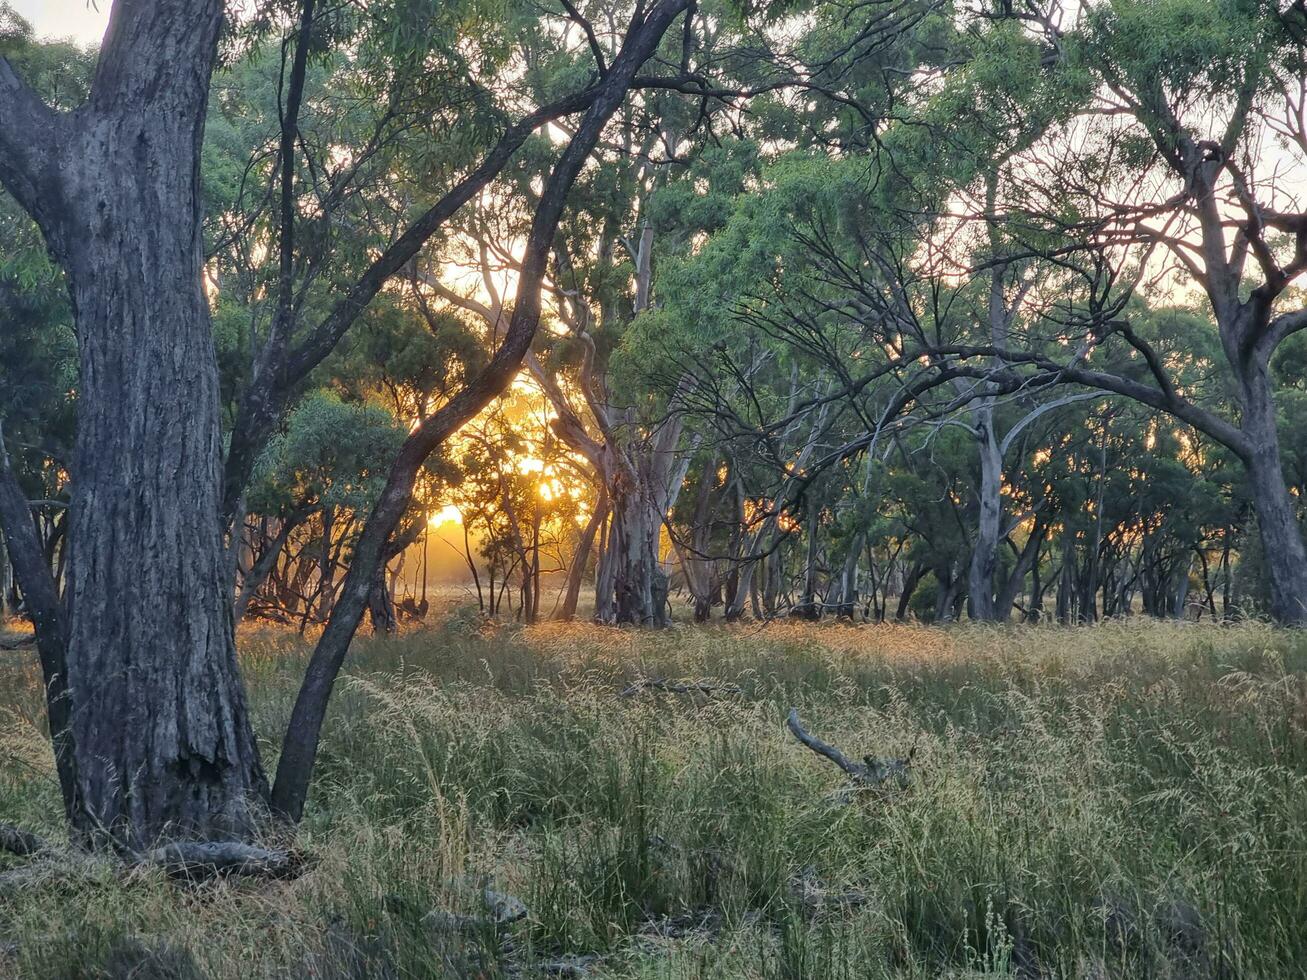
{"left": 140, "top": 841, "right": 293, "bottom": 879}
{"left": 0, "top": 633, "right": 36, "bottom": 651}
{"left": 424, "top": 875, "right": 528, "bottom": 932}
{"left": 0, "top": 823, "right": 48, "bottom": 857}
{"left": 788, "top": 864, "right": 871, "bottom": 916}
{"left": 0, "top": 851, "right": 108, "bottom": 895}
{"left": 620, "top": 678, "right": 742, "bottom": 698}
{"left": 0, "top": 833, "right": 294, "bottom": 892}
{"left": 539, "top": 953, "right": 600, "bottom": 976}
{"left": 785, "top": 709, "right": 912, "bottom": 787}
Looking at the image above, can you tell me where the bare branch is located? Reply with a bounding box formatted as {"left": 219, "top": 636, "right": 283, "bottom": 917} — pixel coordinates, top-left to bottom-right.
{"left": 786, "top": 709, "right": 911, "bottom": 787}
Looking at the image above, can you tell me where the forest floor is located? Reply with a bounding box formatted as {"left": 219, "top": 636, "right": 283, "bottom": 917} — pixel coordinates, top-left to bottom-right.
{"left": 2, "top": 614, "right": 1306, "bottom": 978}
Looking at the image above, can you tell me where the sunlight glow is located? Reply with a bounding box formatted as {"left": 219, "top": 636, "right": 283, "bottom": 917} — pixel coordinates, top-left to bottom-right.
{"left": 428, "top": 504, "right": 463, "bottom": 527}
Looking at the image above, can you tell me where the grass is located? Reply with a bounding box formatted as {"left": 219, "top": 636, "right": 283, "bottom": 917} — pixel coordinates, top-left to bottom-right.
{"left": 2, "top": 614, "right": 1307, "bottom": 977}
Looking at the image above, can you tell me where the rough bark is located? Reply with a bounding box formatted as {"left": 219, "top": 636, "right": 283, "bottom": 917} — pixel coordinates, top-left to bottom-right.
{"left": 0, "top": 1, "right": 268, "bottom": 846}
{"left": 1241, "top": 365, "right": 1307, "bottom": 623}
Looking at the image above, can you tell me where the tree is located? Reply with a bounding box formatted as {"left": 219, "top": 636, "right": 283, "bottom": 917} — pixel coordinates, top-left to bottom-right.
{"left": 0, "top": 0, "right": 697, "bottom": 846}
{"left": 0, "top": 0, "right": 268, "bottom": 846}
{"left": 908, "top": 0, "right": 1307, "bottom": 623}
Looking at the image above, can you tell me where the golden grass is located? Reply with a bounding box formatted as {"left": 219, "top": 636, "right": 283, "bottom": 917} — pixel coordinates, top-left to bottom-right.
{"left": 1, "top": 616, "right": 1305, "bottom": 978}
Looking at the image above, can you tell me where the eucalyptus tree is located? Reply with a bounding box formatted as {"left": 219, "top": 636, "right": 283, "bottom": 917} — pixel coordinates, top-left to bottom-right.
{"left": 236, "top": 392, "right": 416, "bottom": 628}
{"left": 0, "top": 0, "right": 703, "bottom": 847}
{"left": 434, "top": 0, "right": 955, "bottom": 626}
{"left": 724, "top": 0, "right": 1307, "bottom": 624}
{"left": 0, "top": 0, "right": 280, "bottom": 845}
{"left": 909, "top": 0, "right": 1307, "bottom": 623}
{"left": 428, "top": 75, "right": 798, "bottom": 625}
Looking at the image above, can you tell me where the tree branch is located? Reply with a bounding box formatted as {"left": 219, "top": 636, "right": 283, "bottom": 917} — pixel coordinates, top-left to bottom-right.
{"left": 0, "top": 56, "right": 65, "bottom": 229}
{"left": 0, "top": 424, "right": 76, "bottom": 820}
{"left": 268, "top": 0, "right": 693, "bottom": 823}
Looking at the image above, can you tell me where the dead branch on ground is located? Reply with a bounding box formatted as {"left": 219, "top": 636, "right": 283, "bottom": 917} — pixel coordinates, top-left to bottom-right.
{"left": 785, "top": 708, "right": 913, "bottom": 787}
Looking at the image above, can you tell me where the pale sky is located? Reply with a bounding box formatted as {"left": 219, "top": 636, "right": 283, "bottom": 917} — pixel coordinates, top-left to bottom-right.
{"left": 11, "top": 0, "right": 109, "bottom": 47}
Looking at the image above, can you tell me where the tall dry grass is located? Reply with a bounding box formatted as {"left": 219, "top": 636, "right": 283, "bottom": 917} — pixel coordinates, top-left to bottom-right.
{"left": 1, "top": 615, "right": 1306, "bottom": 977}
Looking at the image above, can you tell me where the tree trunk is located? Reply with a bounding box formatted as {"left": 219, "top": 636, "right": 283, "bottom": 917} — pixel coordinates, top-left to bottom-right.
{"left": 593, "top": 509, "right": 617, "bottom": 621}
{"left": 794, "top": 493, "right": 822, "bottom": 619}
{"left": 726, "top": 556, "right": 758, "bottom": 621}
{"left": 894, "top": 560, "right": 925, "bottom": 621}
{"left": 367, "top": 561, "right": 398, "bottom": 636}
{"left": 1242, "top": 371, "right": 1307, "bottom": 623}
{"left": 6, "top": 2, "right": 269, "bottom": 846}
{"left": 0, "top": 429, "right": 77, "bottom": 823}
{"left": 556, "top": 490, "right": 607, "bottom": 621}
{"left": 1027, "top": 547, "right": 1044, "bottom": 622}
{"left": 1055, "top": 537, "right": 1074, "bottom": 623}
{"left": 593, "top": 394, "right": 691, "bottom": 627}
{"left": 995, "top": 521, "right": 1043, "bottom": 622}
{"left": 609, "top": 473, "right": 668, "bottom": 626}
{"left": 934, "top": 565, "right": 960, "bottom": 623}
{"left": 967, "top": 420, "right": 1003, "bottom": 621}
{"left": 830, "top": 534, "right": 862, "bottom": 620}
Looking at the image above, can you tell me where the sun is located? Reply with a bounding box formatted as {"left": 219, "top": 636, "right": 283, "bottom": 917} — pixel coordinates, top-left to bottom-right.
{"left": 428, "top": 504, "right": 463, "bottom": 527}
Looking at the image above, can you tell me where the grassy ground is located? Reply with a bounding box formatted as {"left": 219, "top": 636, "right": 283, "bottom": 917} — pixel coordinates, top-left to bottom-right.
{"left": 2, "top": 615, "right": 1307, "bottom": 978}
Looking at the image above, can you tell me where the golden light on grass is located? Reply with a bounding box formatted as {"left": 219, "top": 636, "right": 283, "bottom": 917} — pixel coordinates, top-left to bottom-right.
{"left": 4, "top": 616, "right": 1306, "bottom": 976}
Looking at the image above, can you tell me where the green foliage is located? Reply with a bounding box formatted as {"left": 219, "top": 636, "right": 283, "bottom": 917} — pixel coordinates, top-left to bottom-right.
{"left": 1081, "top": 0, "right": 1273, "bottom": 112}
{"left": 0, "top": 2, "right": 29, "bottom": 51}
{"left": 248, "top": 391, "right": 406, "bottom": 514}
